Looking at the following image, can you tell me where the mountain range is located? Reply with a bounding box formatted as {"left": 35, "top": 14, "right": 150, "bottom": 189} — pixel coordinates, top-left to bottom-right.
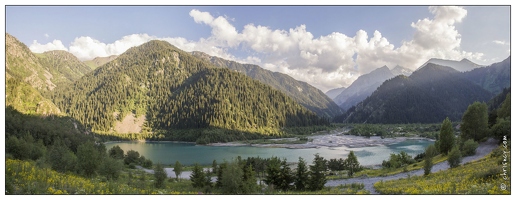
{"left": 330, "top": 65, "right": 413, "bottom": 111}
{"left": 335, "top": 61, "right": 507, "bottom": 124}
{"left": 5, "top": 32, "right": 510, "bottom": 137}
{"left": 417, "top": 58, "right": 483, "bottom": 72}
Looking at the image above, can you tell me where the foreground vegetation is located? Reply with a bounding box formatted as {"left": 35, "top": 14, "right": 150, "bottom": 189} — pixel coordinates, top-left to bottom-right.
{"left": 374, "top": 144, "right": 510, "bottom": 194}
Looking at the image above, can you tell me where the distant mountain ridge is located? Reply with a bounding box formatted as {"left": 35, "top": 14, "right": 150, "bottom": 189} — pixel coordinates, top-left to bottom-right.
{"left": 336, "top": 63, "right": 496, "bottom": 124}
{"left": 325, "top": 87, "right": 346, "bottom": 99}
{"left": 391, "top": 65, "right": 413, "bottom": 76}
{"left": 417, "top": 58, "right": 483, "bottom": 72}
{"left": 190, "top": 51, "right": 343, "bottom": 119}
{"left": 83, "top": 55, "right": 118, "bottom": 70}
{"left": 332, "top": 66, "right": 407, "bottom": 111}
{"left": 36, "top": 50, "right": 93, "bottom": 90}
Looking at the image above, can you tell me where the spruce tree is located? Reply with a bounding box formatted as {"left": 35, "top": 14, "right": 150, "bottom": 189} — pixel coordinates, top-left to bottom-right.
{"left": 190, "top": 163, "right": 206, "bottom": 188}
{"left": 344, "top": 151, "right": 361, "bottom": 177}
{"left": 278, "top": 159, "right": 293, "bottom": 191}
{"left": 308, "top": 154, "right": 327, "bottom": 191}
{"left": 295, "top": 157, "right": 309, "bottom": 191}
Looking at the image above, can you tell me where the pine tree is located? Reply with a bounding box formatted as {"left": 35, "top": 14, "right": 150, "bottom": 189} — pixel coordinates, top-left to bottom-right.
{"left": 294, "top": 157, "right": 309, "bottom": 191}
{"left": 264, "top": 157, "right": 281, "bottom": 190}
{"left": 190, "top": 163, "right": 206, "bottom": 188}
{"left": 278, "top": 159, "right": 293, "bottom": 191}
{"left": 344, "top": 151, "right": 361, "bottom": 177}
{"left": 308, "top": 154, "right": 327, "bottom": 191}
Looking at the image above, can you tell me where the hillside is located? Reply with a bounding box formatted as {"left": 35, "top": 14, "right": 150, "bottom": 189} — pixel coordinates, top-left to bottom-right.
{"left": 6, "top": 33, "right": 56, "bottom": 93}
{"left": 51, "top": 40, "right": 327, "bottom": 139}
{"left": 36, "top": 50, "right": 93, "bottom": 90}
{"left": 462, "top": 57, "right": 510, "bottom": 95}
{"left": 190, "top": 51, "right": 343, "bottom": 119}
{"left": 6, "top": 78, "right": 61, "bottom": 116}
{"left": 337, "top": 64, "right": 494, "bottom": 123}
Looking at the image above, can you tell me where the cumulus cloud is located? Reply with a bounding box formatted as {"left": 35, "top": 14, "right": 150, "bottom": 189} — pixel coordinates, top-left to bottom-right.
{"left": 27, "top": 6, "right": 483, "bottom": 92}
{"left": 180, "top": 6, "right": 482, "bottom": 91}
{"left": 68, "top": 34, "right": 155, "bottom": 60}
{"left": 29, "top": 40, "right": 68, "bottom": 53}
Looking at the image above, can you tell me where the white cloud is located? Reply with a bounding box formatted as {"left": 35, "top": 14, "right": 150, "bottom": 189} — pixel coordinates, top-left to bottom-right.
{"left": 493, "top": 40, "right": 509, "bottom": 46}
{"left": 181, "top": 6, "right": 482, "bottom": 92}
{"left": 29, "top": 40, "right": 68, "bottom": 53}
{"left": 44, "top": 33, "right": 49, "bottom": 38}
{"left": 26, "top": 6, "right": 483, "bottom": 92}
{"left": 68, "top": 34, "right": 155, "bottom": 60}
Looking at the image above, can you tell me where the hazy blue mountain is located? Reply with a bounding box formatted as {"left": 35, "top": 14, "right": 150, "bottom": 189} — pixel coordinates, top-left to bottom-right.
{"left": 325, "top": 87, "right": 347, "bottom": 99}
{"left": 417, "top": 58, "right": 483, "bottom": 72}
{"left": 334, "top": 66, "right": 395, "bottom": 111}
{"left": 391, "top": 65, "right": 413, "bottom": 76}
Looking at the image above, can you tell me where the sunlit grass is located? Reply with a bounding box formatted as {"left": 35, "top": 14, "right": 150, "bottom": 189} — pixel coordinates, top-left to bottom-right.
{"left": 374, "top": 145, "right": 511, "bottom": 194}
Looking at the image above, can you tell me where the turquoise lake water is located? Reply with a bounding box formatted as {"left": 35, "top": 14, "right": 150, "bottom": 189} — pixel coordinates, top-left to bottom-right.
{"left": 105, "top": 139, "right": 432, "bottom": 166}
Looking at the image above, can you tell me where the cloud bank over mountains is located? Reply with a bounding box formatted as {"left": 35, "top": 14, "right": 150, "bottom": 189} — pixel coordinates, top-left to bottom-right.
{"left": 28, "top": 6, "right": 488, "bottom": 92}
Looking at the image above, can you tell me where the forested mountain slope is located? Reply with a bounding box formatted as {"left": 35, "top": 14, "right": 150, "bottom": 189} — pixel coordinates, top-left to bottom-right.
{"left": 51, "top": 40, "right": 327, "bottom": 138}
{"left": 462, "top": 57, "right": 510, "bottom": 95}
{"left": 337, "top": 64, "right": 494, "bottom": 124}
{"left": 190, "top": 51, "right": 343, "bottom": 119}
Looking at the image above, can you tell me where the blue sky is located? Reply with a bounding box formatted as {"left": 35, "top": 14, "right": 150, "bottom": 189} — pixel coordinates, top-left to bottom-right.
{"left": 5, "top": 5, "right": 511, "bottom": 92}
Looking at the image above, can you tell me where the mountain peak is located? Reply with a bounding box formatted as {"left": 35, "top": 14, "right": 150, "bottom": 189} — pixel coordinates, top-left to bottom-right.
{"left": 391, "top": 65, "right": 413, "bottom": 76}
{"left": 418, "top": 58, "right": 483, "bottom": 72}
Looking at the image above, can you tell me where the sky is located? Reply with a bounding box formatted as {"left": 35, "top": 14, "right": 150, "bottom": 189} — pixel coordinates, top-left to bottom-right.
{"left": 4, "top": 4, "right": 511, "bottom": 92}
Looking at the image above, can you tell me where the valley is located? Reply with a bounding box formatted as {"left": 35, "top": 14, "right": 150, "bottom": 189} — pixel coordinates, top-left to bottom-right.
{"left": 4, "top": 6, "right": 511, "bottom": 194}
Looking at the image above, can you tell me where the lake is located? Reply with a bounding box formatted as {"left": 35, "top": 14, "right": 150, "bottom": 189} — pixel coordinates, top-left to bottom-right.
{"left": 105, "top": 139, "right": 433, "bottom": 166}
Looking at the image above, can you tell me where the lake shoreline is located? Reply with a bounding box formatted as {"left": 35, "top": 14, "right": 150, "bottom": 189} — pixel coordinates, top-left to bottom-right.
{"left": 206, "top": 134, "right": 435, "bottom": 149}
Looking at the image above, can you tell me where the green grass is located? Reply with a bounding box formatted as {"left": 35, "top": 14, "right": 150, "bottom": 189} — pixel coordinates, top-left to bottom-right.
{"left": 374, "top": 145, "right": 511, "bottom": 194}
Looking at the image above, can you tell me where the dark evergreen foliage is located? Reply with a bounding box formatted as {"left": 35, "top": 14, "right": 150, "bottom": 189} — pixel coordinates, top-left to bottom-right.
{"left": 337, "top": 63, "right": 494, "bottom": 124}
{"left": 308, "top": 154, "right": 327, "bottom": 191}
{"left": 51, "top": 40, "right": 328, "bottom": 142}
{"left": 191, "top": 51, "right": 343, "bottom": 119}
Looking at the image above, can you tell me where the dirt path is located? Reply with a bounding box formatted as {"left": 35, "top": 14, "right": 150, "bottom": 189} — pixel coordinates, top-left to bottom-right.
{"left": 325, "top": 138, "right": 499, "bottom": 194}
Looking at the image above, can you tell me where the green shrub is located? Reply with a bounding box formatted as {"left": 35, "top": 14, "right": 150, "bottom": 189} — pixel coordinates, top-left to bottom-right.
{"left": 447, "top": 146, "right": 462, "bottom": 168}
{"left": 461, "top": 139, "right": 479, "bottom": 156}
